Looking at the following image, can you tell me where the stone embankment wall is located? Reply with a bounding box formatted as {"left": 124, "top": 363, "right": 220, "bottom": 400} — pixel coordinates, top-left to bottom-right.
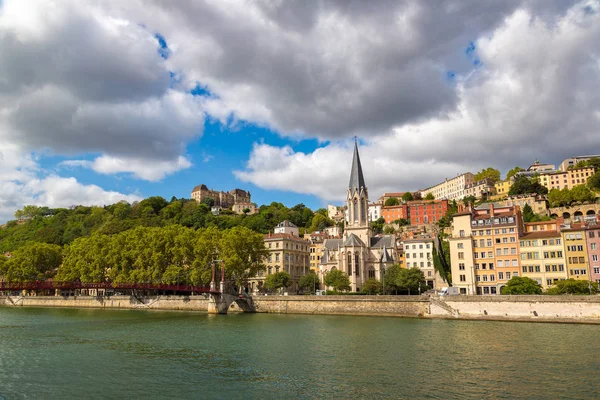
{"left": 429, "top": 295, "right": 600, "bottom": 323}
{"left": 4, "top": 294, "right": 600, "bottom": 323}
{"left": 251, "top": 295, "right": 429, "bottom": 316}
{"left": 1, "top": 295, "right": 209, "bottom": 311}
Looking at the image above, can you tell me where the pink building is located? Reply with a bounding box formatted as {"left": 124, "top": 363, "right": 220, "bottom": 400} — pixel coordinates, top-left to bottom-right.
{"left": 586, "top": 225, "right": 600, "bottom": 284}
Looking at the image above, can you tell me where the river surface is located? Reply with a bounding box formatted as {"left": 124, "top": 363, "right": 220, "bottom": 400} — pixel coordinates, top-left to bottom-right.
{"left": 0, "top": 308, "right": 599, "bottom": 399}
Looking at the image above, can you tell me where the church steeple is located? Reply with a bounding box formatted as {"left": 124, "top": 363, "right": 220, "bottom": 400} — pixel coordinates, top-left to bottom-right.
{"left": 348, "top": 139, "right": 366, "bottom": 194}
{"left": 346, "top": 139, "right": 369, "bottom": 229}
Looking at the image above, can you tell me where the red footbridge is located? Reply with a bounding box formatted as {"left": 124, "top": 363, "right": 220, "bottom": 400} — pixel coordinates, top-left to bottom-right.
{"left": 0, "top": 281, "right": 219, "bottom": 294}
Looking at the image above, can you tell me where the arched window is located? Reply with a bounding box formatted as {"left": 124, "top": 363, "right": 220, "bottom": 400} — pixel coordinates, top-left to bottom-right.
{"left": 360, "top": 198, "right": 366, "bottom": 222}
{"left": 355, "top": 253, "right": 360, "bottom": 276}
{"left": 368, "top": 267, "right": 375, "bottom": 279}
{"left": 347, "top": 254, "right": 352, "bottom": 275}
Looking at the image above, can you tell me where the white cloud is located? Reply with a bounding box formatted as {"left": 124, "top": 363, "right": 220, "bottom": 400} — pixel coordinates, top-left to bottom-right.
{"left": 236, "top": 3, "right": 600, "bottom": 202}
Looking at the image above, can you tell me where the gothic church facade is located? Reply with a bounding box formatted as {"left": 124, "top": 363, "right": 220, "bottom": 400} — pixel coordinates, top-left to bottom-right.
{"left": 319, "top": 141, "right": 397, "bottom": 292}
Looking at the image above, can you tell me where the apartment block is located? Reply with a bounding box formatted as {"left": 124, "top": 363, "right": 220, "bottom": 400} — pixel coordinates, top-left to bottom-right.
{"left": 519, "top": 221, "right": 567, "bottom": 289}
{"left": 586, "top": 225, "right": 600, "bottom": 284}
{"left": 381, "top": 204, "right": 409, "bottom": 223}
{"left": 368, "top": 202, "right": 382, "bottom": 222}
{"left": 408, "top": 200, "right": 448, "bottom": 225}
{"left": 464, "top": 178, "right": 497, "bottom": 199}
{"left": 403, "top": 238, "right": 445, "bottom": 290}
{"left": 499, "top": 195, "right": 548, "bottom": 215}
{"left": 562, "top": 227, "right": 590, "bottom": 280}
{"left": 494, "top": 180, "right": 513, "bottom": 198}
{"left": 450, "top": 204, "right": 522, "bottom": 295}
{"left": 421, "top": 173, "right": 474, "bottom": 201}
{"left": 448, "top": 210, "right": 476, "bottom": 294}
{"left": 559, "top": 155, "right": 600, "bottom": 171}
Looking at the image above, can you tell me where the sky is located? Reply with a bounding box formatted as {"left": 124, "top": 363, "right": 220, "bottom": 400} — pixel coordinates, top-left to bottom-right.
{"left": 0, "top": 0, "right": 599, "bottom": 222}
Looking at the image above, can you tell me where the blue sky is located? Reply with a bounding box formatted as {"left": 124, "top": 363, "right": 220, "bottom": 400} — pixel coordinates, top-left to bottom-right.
{"left": 0, "top": 0, "right": 598, "bottom": 221}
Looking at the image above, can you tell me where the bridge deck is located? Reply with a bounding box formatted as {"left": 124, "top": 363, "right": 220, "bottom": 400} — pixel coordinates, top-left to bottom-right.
{"left": 0, "top": 282, "right": 220, "bottom": 294}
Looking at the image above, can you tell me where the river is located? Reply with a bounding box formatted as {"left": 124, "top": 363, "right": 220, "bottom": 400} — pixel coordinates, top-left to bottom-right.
{"left": 0, "top": 308, "right": 598, "bottom": 399}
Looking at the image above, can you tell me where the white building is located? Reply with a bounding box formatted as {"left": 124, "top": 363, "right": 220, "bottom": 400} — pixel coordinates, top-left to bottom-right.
{"left": 274, "top": 220, "right": 299, "bottom": 236}
{"left": 368, "top": 202, "right": 382, "bottom": 222}
{"left": 421, "top": 173, "right": 475, "bottom": 201}
{"left": 402, "top": 238, "right": 446, "bottom": 290}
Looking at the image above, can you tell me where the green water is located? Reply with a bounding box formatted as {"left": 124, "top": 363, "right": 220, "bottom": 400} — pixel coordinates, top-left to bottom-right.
{"left": 0, "top": 308, "right": 598, "bottom": 399}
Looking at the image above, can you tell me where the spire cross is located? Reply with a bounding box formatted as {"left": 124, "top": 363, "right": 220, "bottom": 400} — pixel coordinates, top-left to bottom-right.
{"left": 353, "top": 135, "right": 358, "bottom": 143}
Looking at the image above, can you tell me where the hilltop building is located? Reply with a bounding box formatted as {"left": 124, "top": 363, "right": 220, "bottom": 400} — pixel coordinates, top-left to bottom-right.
{"left": 420, "top": 173, "right": 474, "bottom": 201}
{"left": 191, "top": 185, "right": 251, "bottom": 208}
{"left": 319, "top": 141, "right": 397, "bottom": 292}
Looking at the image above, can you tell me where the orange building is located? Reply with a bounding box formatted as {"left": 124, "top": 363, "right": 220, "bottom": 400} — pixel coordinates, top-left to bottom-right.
{"left": 381, "top": 204, "right": 408, "bottom": 223}
{"left": 408, "top": 200, "right": 448, "bottom": 226}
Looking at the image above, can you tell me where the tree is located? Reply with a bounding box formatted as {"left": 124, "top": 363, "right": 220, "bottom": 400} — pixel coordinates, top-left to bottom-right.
{"left": 571, "top": 184, "right": 595, "bottom": 203}
{"left": 264, "top": 271, "right": 291, "bottom": 293}
{"left": 462, "top": 195, "right": 476, "bottom": 206}
{"left": 501, "top": 276, "right": 542, "bottom": 295}
{"left": 361, "top": 278, "right": 381, "bottom": 295}
{"left": 432, "top": 236, "right": 451, "bottom": 284}
{"left": 401, "top": 192, "right": 414, "bottom": 202}
{"left": 371, "top": 217, "right": 385, "bottom": 234}
{"left": 506, "top": 166, "right": 524, "bottom": 181}
{"left": 383, "top": 226, "right": 396, "bottom": 234}
{"left": 394, "top": 218, "right": 410, "bottom": 226}
{"left": 384, "top": 197, "right": 400, "bottom": 206}
{"left": 508, "top": 175, "right": 548, "bottom": 196}
{"left": 396, "top": 267, "right": 426, "bottom": 293}
{"left": 324, "top": 269, "right": 351, "bottom": 291}
{"left": 383, "top": 264, "right": 403, "bottom": 294}
{"left": 424, "top": 192, "right": 435, "bottom": 200}
{"left": 522, "top": 204, "right": 535, "bottom": 223}
{"left": 548, "top": 188, "right": 573, "bottom": 207}
{"left": 4, "top": 242, "right": 62, "bottom": 282}
{"left": 545, "top": 279, "right": 598, "bottom": 295}
{"left": 588, "top": 171, "right": 600, "bottom": 191}
{"left": 474, "top": 167, "right": 501, "bottom": 183}
{"left": 308, "top": 213, "right": 333, "bottom": 233}
{"left": 201, "top": 197, "right": 215, "bottom": 208}
{"left": 299, "top": 271, "right": 319, "bottom": 293}
{"left": 219, "top": 226, "right": 268, "bottom": 291}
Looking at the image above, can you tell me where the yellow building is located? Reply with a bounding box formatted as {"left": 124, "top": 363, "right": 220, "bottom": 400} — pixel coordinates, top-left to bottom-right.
{"left": 448, "top": 210, "right": 476, "bottom": 295}
{"left": 519, "top": 221, "right": 567, "bottom": 289}
{"left": 538, "top": 167, "right": 595, "bottom": 191}
{"left": 450, "top": 204, "right": 522, "bottom": 295}
{"left": 494, "top": 180, "right": 513, "bottom": 198}
{"left": 561, "top": 227, "right": 590, "bottom": 280}
{"left": 501, "top": 195, "right": 548, "bottom": 215}
{"left": 249, "top": 232, "right": 310, "bottom": 294}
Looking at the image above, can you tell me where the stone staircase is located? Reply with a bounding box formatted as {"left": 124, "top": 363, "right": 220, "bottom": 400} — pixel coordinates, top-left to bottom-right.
{"left": 429, "top": 296, "right": 459, "bottom": 316}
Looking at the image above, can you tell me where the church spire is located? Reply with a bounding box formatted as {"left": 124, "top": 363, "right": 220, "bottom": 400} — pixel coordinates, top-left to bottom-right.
{"left": 348, "top": 139, "right": 366, "bottom": 193}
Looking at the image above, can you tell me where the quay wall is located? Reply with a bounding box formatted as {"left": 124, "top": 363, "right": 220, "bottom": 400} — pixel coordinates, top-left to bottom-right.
{"left": 4, "top": 294, "right": 600, "bottom": 323}
{"left": 1, "top": 295, "right": 209, "bottom": 311}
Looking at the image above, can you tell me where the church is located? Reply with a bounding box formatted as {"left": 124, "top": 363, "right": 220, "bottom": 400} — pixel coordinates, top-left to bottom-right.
{"left": 319, "top": 141, "right": 397, "bottom": 292}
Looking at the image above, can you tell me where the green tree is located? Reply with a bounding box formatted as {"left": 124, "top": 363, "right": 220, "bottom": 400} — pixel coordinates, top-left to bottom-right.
{"left": 508, "top": 175, "right": 548, "bottom": 196}
{"left": 462, "top": 195, "right": 476, "bottom": 206}
{"left": 371, "top": 217, "right": 385, "bottom": 234}
{"left": 383, "top": 264, "right": 403, "bottom": 294}
{"left": 383, "top": 226, "right": 396, "bottom": 234}
{"left": 571, "top": 184, "right": 595, "bottom": 203}
{"left": 432, "top": 236, "right": 451, "bottom": 284}
{"left": 522, "top": 204, "right": 535, "bottom": 223}
{"left": 588, "top": 171, "right": 600, "bottom": 191}
{"left": 501, "top": 276, "right": 542, "bottom": 295}
{"left": 474, "top": 167, "right": 501, "bottom": 183}
{"left": 299, "top": 271, "right": 320, "bottom": 293}
{"left": 219, "top": 226, "right": 268, "bottom": 291}
{"left": 394, "top": 218, "right": 410, "bottom": 226}
{"left": 4, "top": 242, "right": 62, "bottom": 282}
{"left": 324, "top": 269, "right": 351, "bottom": 292}
{"left": 308, "top": 213, "right": 333, "bottom": 233}
{"left": 384, "top": 197, "right": 400, "bottom": 206}
{"left": 201, "top": 197, "right": 215, "bottom": 208}
{"left": 264, "top": 271, "right": 291, "bottom": 293}
{"left": 506, "top": 166, "right": 524, "bottom": 180}
{"left": 396, "top": 267, "right": 426, "bottom": 293}
{"left": 361, "top": 278, "right": 381, "bottom": 295}
{"left": 545, "top": 279, "right": 598, "bottom": 295}
{"left": 424, "top": 192, "right": 435, "bottom": 200}
{"left": 401, "top": 192, "right": 414, "bottom": 202}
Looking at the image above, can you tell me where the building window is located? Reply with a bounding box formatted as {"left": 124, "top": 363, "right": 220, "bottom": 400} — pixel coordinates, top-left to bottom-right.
{"left": 458, "top": 252, "right": 464, "bottom": 260}
{"left": 460, "top": 275, "right": 466, "bottom": 282}
{"left": 459, "top": 263, "right": 465, "bottom": 270}
{"left": 457, "top": 243, "right": 464, "bottom": 249}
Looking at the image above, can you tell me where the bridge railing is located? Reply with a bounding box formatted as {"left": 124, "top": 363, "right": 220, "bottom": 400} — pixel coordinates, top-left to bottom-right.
{"left": 0, "top": 281, "right": 218, "bottom": 293}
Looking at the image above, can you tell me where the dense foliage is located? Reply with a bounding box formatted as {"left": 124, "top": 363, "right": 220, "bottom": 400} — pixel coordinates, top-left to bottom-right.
{"left": 52, "top": 225, "right": 267, "bottom": 288}
{"left": 474, "top": 167, "right": 501, "bottom": 183}
{"left": 505, "top": 166, "right": 524, "bottom": 181}
{"left": 383, "top": 265, "right": 426, "bottom": 294}
{"left": 0, "top": 242, "right": 62, "bottom": 283}
{"left": 384, "top": 197, "right": 400, "bottom": 206}
{"left": 324, "top": 269, "right": 351, "bottom": 291}
{"left": 0, "top": 199, "right": 324, "bottom": 253}
{"left": 424, "top": 192, "right": 435, "bottom": 200}
{"left": 401, "top": 192, "right": 414, "bottom": 202}
{"left": 264, "top": 271, "right": 292, "bottom": 292}
{"left": 361, "top": 278, "right": 381, "bottom": 294}
{"left": 508, "top": 176, "right": 548, "bottom": 196}
{"left": 521, "top": 204, "right": 551, "bottom": 223}
{"left": 545, "top": 279, "right": 598, "bottom": 295}
{"left": 501, "top": 276, "right": 542, "bottom": 295}
{"left": 548, "top": 186, "right": 596, "bottom": 207}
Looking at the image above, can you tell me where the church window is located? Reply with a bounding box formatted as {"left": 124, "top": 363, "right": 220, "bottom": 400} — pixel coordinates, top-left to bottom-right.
{"left": 368, "top": 268, "right": 375, "bottom": 278}
{"left": 347, "top": 254, "right": 352, "bottom": 275}
{"left": 353, "top": 200, "right": 358, "bottom": 222}
{"left": 355, "top": 253, "right": 360, "bottom": 276}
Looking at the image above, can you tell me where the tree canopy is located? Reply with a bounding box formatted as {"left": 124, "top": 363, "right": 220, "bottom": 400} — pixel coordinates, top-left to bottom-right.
{"left": 264, "top": 271, "right": 291, "bottom": 293}
{"left": 505, "top": 166, "right": 524, "bottom": 181}
{"left": 384, "top": 197, "right": 400, "bottom": 206}
{"left": 508, "top": 176, "right": 548, "bottom": 196}
{"left": 298, "top": 271, "right": 319, "bottom": 292}
{"left": 545, "top": 279, "right": 598, "bottom": 295}
{"left": 548, "top": 185, "right": 596, "bottom": 207}
{"left": 361, "top": 278, "right": 381, "bottom": 295}
{"left": 401, "top": 192, "right": 414, "bottom": 202}
{"left": 1, "top": 242, "right": 62, "bottom": 283}
{"left": 424, "top": 192, "right": 435, "bottom": 200}
{"left": 324, "top": 269, "right": 351, "bottom": 291}
{"left": 501, "top": 276, "right": 542, "bottom": 295}
{"left": 474, "top": 167, "right": 501, "bottom": 183}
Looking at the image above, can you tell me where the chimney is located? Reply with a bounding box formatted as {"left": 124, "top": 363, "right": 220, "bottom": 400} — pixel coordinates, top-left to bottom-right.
{"left": 489, "top": 203, "right": 494, "bottom": 217}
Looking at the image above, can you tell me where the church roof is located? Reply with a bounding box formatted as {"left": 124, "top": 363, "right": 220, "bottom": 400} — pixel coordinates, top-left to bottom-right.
{"left": 370, "top": 235, "right": 395, "bottom": 248}
{"left": 320, "top": 248, "right": 329, "bottom": 265}
{"left": 323, "top": 239, "right": 342, "bottom": 250}
{"left": 380, "top": 245, "right": 394, "bottom": 262}
{"left": 348, "top": 141, "right": 366, "bottom": 193}
{"left": 343, "top": 233, "right": 365, "bottom": 247}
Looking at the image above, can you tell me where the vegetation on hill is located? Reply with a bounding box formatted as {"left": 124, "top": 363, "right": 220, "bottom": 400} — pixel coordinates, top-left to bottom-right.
{"left": 505, "top": 166, "right": 524, "bottom": 181}
{"left": 0, "top": 198, "right": 330, "bottom": 253}
{"left": 474, "top": 167, "right": 501, "bottom": 183}
{"left": 508, "top": 175, "right": 548, "bottom": 196}
{"left": 548, "top": 185, "right": 596, "bottom": 207}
